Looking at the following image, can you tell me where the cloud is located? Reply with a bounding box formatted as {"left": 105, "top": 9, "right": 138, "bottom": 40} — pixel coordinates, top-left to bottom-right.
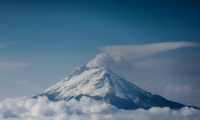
{"left": 88, "top": 41, "right": 200, "bottom": 69}
{"left": 0, "top": 96, "right": 199, "bottom": 120}
{"left": 0, "top": 43, "right": 30, "bottom": 69}
{"left": 0, "top": 62, "right": 30, "bottom": 69}
{"left": 0, "top": 43, "right": 14, "bottom": 49}
{"left": 100, "top": 41, "right": 200, "bottom": 61}
{"left": 87, "top": 53, "right": 131, "bottom": 69}
{"left": 14, "top": 80, "right": 32, "bottom": 88}
{"left": 87, "top": 41, "right": 200, "bottom": 108}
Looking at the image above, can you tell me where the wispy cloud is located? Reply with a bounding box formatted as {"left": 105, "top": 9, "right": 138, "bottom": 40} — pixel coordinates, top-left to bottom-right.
{"left": 100, "top": 41, "right": 200, "bottom": 61}
{"left": 0, "top": 43, "right": 30, "bottom": 69}
{"left": 0, "top": 42, "right": 14, "bottom": 49}
{"left": 0, "top": 62, "right": 30, "bottom": 69}
{"left": 88, "top": 41, "right": 200, "bottom": 69}
{"left": 14, "top": 79, "right": 31, "bottom": 88}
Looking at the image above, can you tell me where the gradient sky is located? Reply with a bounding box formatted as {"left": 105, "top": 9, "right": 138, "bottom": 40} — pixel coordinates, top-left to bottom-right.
{"left": 0, "top": 0, "right": 200, "bottom": 107}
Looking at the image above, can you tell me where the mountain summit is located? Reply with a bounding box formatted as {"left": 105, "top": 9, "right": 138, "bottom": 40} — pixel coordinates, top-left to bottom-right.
{"left": 34, "top": 65, "right": 196, "bottom": 110}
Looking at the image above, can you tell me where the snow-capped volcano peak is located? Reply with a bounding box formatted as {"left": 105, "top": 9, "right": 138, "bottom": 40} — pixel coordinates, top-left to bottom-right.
{"left": 41, "top": 65, "right": 147, "bottom": 100}
{"left": 35, "top": 65, "right": 190, "bottom": 110}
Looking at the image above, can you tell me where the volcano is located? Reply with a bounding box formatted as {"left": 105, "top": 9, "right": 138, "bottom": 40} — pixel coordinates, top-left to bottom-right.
{"left": 34, "top": 65, "right": 198, "bottom": 110}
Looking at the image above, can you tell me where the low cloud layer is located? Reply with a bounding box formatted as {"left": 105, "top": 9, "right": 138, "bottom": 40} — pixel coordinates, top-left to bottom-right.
{"left": 0, "top": 96, "right": 199, "bottom": 120}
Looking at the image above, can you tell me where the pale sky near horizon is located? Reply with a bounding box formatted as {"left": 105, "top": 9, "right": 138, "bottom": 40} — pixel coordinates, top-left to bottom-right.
{"left": 0, "top": 0, "right": 200, "bottom": 107}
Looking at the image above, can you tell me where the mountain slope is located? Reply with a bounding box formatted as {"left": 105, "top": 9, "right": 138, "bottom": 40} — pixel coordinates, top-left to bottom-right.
{"left": 34, "top": 65, "right": 195, "bottom": 110}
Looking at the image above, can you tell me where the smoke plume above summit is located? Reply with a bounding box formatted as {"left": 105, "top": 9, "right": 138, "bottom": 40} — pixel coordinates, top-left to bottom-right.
{"left": 100, "top": 41, "right": 200, "bottom": 61}
{"left": 87, "top": 41, "right": 200, "bottom": 107}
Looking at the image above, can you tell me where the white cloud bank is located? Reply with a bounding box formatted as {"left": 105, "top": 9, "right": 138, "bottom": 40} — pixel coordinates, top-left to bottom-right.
{"left": 0, "top": 96, "right": 199, "bottom": 120}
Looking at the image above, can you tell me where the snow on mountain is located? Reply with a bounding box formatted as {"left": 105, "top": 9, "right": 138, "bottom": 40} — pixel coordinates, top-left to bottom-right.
{"left": 34, "top": 65, "right": 197, "bottom": 110}
{"left": 39, "top": 65, "right": 148, "bottom": 100}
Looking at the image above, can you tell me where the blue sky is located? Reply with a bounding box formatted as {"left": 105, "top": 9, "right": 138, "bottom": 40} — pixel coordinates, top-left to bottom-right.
{"left": 0, "top": 0, "right": 200, "bottom": 107}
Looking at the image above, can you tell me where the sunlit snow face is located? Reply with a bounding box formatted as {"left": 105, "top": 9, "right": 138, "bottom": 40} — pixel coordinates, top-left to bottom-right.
{"left": 0, "top": 96, "right": 199, "bottom": 120}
